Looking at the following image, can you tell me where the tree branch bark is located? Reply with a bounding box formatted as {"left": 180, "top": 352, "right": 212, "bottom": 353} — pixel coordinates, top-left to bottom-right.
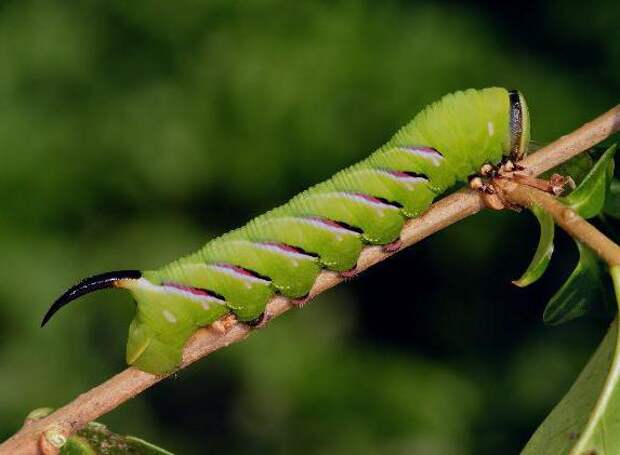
{"left": 2, "top": 104, "right": 619, "bottom": 455}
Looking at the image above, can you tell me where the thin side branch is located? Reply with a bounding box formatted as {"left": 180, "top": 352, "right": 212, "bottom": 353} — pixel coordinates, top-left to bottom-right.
{"left": 497, "top": 179, "right": 620, "bottom": 267}
{"left": 2, "top": 104, "right": 619, "bottom": 455}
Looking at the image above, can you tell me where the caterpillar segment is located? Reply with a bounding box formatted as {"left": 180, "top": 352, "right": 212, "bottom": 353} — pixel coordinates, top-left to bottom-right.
{"left": 42, "top": 87, "right": 530, "bottom": 374}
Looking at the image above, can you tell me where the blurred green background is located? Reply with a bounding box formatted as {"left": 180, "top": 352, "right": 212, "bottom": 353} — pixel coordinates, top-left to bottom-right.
{"left": 1, "top": 0, "right": 619, "bottom": 453}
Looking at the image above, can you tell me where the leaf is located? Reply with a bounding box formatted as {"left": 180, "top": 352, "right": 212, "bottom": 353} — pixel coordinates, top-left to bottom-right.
{"left": 522, "top": 318, "right": 618, "bottom": 454}
{"left": 22, "top": 410, "right": 174, "bottom": 455}
{"left": 604, "top": 178, "right": 620, "bottom": 219}
{"left": 543, "top": 242, "right": 605, "bottom": 325}
{"left": 536, "top": 144, "right": 615, "bottom": 323}
{"left": 522, "top": 266, "right": 620, "bottom": 454}
{"left": 125, "top": 436, "right": 175, "bottom": 455}
{"left": 61, "top": 436, "right": 96, "bottom": 455}
{"left": 562, "top": 144, "right": 617, "bottom": 219}
{"left": 514, "top": 145, "right": 615, "bottom": 290}
{"left": 58, "top": 422, "right": 175, "bottom": 454}
{"left": 513, "top": 205, "right": 555, "bottom": 287}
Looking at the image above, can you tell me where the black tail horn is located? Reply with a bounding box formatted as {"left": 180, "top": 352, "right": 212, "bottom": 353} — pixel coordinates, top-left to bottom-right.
{"left": 41, "top": 270, "right": 142, "bottom": 327}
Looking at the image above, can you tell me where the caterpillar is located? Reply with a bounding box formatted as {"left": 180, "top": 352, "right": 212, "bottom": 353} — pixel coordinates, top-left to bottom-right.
{"left": 42, "top": 87, "right": 530, "bottom": 374}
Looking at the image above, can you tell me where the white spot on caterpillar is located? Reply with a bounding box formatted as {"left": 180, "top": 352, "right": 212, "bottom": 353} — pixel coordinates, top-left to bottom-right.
{"left": 292, "top": 260, "right": 299, "bottom": 267}
{"left": 336, "top": 235, "right": 343, "bottom": 242}
{"left": 487, "top": 121, "right": 495, "bottom": 137}
{"left": 245, "top": 282, "right": 252, "bottom": 289}
{"left": 377, "top": 209, "right": 385, "bottom": 217}
{"left": 200, "top": 301, "right": 210, "bottom": 310}
{"left": 163, "top": 310, "right": 177, "bottom": 323}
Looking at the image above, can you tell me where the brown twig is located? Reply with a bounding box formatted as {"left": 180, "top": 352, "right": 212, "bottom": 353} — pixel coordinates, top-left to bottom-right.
{"left": 521, "top": 104, "right": 620, "bottom": 176}
{"left": 1, "top": 104, "right": 619, "bottom": 455}
{"left": 496, "top": 179, "right": 620, "bottom": 267}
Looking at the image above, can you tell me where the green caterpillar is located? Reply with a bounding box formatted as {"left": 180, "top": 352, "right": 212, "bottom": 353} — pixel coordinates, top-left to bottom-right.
{"left": 42, "top": 87, "right": 530, "bottom": 374}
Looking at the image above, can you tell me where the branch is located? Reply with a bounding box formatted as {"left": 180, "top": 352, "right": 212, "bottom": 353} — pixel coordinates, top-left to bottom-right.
{"left": 522, "top": 104, "right": 620, "bottom": 176}
{"left": 2, "top": 104, "right": 620, "bottom": 455}
{"left": 496, "top": 180, "right": 620, "bottom": 267}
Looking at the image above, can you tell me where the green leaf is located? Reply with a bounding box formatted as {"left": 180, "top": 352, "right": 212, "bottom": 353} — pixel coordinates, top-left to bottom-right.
{"left": 543, "top": 242, "right": 605, "bottom": 325}
{"left": 60, "top": 436, "right": 96, "bottom": 455}
{"left": 125, "top": 436, "right": 175, "bottom": 454}
{"left": 514, "top": 145, "right": 615, "bottom": 290}
{"left": 513, "top": 205, "right": 555, "bottom": 287}
{"left": 57, "top": 421, "right": 175, "bottom": 455}
{"left": 522, "top": 318, "right": 619, "bottom": 453}
{"left": 604, "top": 178, "right": 620, "bottom": 219}
{"left": 523, "top": 266, "right": 620, "bottom": 454}
{"left": 535, "top": 145, "right": 615, "bottom": 323}
{"left": 562, "top": 144, "right": 617, "bottom": 219}
{"left": 22, "top": 410, "right": 174, "bottom": 455}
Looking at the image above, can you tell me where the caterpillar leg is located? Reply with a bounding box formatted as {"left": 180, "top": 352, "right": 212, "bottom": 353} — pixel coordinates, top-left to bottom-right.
{"left": 291, "top": 293, "right": 311, "bottom": 307}
{"left": 477, "top": 157, "right": 522, "bottom": 181}
{"left": 383, "top": 238, "right": 403, "bottom": 253}
{"left": 340, "top": 266, "right": 359, "bottom": 280}
{"left": 247, "top": 311, "right": 275, "bottom": 329}
{"left": 210, "top": 313, "right": 238, "bottom": 334}
{"left": 245, "top": 312, "right": 266, "bottom": 327}
{"left": 469, "top": 173, "right": 508, "bottom": 211}
{"left": 469, "top": 176, "right": 496, "bottom": 195}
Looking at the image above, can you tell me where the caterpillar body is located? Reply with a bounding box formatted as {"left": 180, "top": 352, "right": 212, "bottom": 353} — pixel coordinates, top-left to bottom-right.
{"left": 42, "top": 87, "right": 530, "bottom": 374}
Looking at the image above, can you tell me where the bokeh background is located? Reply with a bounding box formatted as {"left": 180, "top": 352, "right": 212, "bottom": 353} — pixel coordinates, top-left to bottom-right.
{"left": 1, "top": 0, "right": 619, "bottom": 453}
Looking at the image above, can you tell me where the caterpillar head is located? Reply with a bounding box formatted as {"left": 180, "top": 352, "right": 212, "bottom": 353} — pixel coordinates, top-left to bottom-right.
{"left": 508, "top": 89, "right": 530, "bottom": 161}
